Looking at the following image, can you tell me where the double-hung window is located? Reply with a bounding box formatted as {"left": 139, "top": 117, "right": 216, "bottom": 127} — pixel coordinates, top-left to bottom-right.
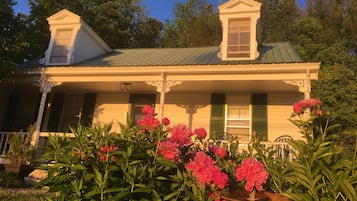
{"left": 49, "top": 29, "right": 73, "bottom": 64}
{"left": 227, "top": 18, "right": 251, "bottom": 58}
{"left": 225, "top": 94, "right": 251, "bottom": 141}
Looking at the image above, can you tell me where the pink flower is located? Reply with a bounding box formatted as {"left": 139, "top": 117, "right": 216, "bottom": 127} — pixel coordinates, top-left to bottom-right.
{"left": 98, "top": 145, "right": 119, "bottom": 163}
{"left": 162, "top": 117, "right": 170, "bottom": 126}
{"left": 213, "top": 171, "right": 228, "bottom": 189}
{"left": 209, "top": 145, "right": 227, "bottom": 158}
{"left": 142, "top": 105, "right": 155, "bottom": 115}
{"left": 185, "top": 152, "right": 228, "bottom": 189}
{"left": 293, "top": 102, "right": 303, "bottom": 113}
{"left": 157, "top": 140, "right": 181, "bottom": 162}
{"left": 235, "top": 157, "right": 269, "bottom": 192}
{"left": 293, "top": 98, "right": 322, "bottom": 114}
{"left": 169, "top": 124, "right": 193, "bottom": 147}
{"left": 194, "top": 127, "right": 207, "bottom": 139}
{"left": 137, "top": 114, "right": 160, "bottom": 131}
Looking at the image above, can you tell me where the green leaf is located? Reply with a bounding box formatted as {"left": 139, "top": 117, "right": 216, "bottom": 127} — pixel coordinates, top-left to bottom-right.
{"left": 163, "top": 191, "right": 178, "bottom": 200}
{"left": 341, "top": 179, "right": 357, "bottom": 200}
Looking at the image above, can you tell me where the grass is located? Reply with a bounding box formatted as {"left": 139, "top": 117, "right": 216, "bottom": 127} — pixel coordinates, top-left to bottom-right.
{"left": 0, "top": 168, "right": 52, "bottom": 201}
{"left": 0, "top": 189, "right": 49, "bottom": 201}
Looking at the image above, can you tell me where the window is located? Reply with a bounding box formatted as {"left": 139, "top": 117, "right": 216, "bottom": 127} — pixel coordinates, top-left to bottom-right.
{"left": 227, "top": 18, "right": 250, "bottom": 58}
{"left": 49, "top": 29, "right": 73, "bottom": 64}
{"left": 225, "top": 94, "right": 250, "bottom": 141}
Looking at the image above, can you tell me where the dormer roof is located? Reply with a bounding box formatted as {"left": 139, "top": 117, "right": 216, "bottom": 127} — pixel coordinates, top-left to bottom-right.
{"left": 42, "top": 9, "right": 111, "bottom": 66}
{"left": 218, "top": 0, "right": 262, "bottom": 14}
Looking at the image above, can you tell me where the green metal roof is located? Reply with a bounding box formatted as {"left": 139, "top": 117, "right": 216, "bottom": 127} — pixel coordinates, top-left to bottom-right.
{"left": 77, "top": 42, "right": 302, "bottom": 67}
{"left": 20, "top": 42, "right": 303, "bottom": 68}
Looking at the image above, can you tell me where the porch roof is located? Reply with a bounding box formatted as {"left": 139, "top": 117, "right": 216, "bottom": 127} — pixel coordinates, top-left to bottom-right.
{"left": 76, "top": 42, "right": 302, "bottom": 67}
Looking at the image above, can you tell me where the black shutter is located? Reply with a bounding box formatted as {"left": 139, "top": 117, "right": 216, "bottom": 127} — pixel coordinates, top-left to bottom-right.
{"left": 47, "top": 93, "right": 65, "bottom": 132}
{"left": 81, "top": 93, "right": 96, "bottom": 127}
{"left": 209, "top": 93, "right": 225, "bottom": 139}
{"left": 252, "top": 93, "right": 268, "bottom": 141}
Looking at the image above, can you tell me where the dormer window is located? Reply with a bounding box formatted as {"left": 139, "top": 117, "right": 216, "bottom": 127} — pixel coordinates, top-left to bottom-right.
{"left": 49, "top": 29, "right": 73, "bottom": 64}
{"left": 43, "top": 9, "right": 111, "bottom": 66}
{"left": 227, "top": 18, "right": 251, "bottom": 58}
{"left": 218, "top": 0, "right": 261, "bottom": 61}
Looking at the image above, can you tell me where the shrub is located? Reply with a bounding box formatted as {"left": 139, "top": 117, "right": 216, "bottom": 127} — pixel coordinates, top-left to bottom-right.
{"left": 36, "top": 107, "right": 270, "bottom": 201}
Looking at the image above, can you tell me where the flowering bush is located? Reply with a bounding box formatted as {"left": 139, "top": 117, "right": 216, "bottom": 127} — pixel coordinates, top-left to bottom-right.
{"left": 37, "top": 105, "right": 270, "bottom": 201}
{"left": 280, "top": 98, "right": 357, "bottom": 201}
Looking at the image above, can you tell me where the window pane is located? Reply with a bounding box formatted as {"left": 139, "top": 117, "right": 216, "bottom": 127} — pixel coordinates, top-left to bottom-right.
{"left": 226, "top": 127, "right": 250, "bottom": 141}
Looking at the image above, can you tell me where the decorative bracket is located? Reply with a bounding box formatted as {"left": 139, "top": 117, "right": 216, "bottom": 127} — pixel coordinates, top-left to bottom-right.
{"left": 146, "top": 81, "right": 183, "bottom": 93}
{"left": 283, "top": 80, "right": 305, "bottom": 93}
{"left": 34, "top": 74, "right": 62, "bottom": 93}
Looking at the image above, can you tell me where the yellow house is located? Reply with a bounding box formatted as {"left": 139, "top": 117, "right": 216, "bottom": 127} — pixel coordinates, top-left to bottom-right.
{"left": 0, "top": 0, "right": 319, "bottom": 157}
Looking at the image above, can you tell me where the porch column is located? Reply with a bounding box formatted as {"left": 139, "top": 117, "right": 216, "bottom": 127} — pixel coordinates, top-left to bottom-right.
{"left": 304, "top": 69, "right": 311, "bottom": 99}
{"left": 32, "top": 75, "right": 61, "bottom": 149}
{"left": 146, "top": 73, "right": 182, "bottom": 120}
{"left": 283, "top": 69, "right": 312, "bottom": 99}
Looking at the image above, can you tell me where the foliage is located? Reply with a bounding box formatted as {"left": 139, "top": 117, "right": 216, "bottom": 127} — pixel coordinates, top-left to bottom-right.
{"left": 0, "top": 171, "right": 27, "bottom": 188}
{"left": 258, "top": 0, "right": 299, "bottom": 42}
{"left": 5, "top": 125, "right": 35, "bottom": 165}
{"left": 281, "top": 98, "right": 357, "bottom": 201}
{"left": 162, "top": 0, "right": 221, "bottom": 47}
{"left": 0, "top": 0, "right": 29, "bottom": 80}
{"left": 36, "top": 106, "right": 270, "bottom": 201}
{"left": 312, "top": 65, "right": 357, "bottom": 131}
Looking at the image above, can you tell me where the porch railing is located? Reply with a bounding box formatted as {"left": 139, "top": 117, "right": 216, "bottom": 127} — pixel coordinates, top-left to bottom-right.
{"left": 0, "top": 131, "right": 294, "bottom": 164}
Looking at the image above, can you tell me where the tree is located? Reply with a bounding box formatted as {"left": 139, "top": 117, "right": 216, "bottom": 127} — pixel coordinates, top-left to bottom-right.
{"left": 312, "top": 65, "right": 357, "bottom": 130}
{"left": 162, "top": 0, "right": 221, "bottom": 47}
{"left": 0, "top": 0, "right": 28, "bottom": 80}
{"left": 259, "top": 0, "right": 299, "bottom": 42}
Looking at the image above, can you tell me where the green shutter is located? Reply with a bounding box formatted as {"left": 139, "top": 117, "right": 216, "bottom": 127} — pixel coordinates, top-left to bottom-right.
{"left": 81, "top": 93, "right": 97, "bottom": 127}
{"left": 251, "top": 93, "right": 268, "bottom": 141}
{"left": 209, "top": 93, "right": 225, "bottom": 139}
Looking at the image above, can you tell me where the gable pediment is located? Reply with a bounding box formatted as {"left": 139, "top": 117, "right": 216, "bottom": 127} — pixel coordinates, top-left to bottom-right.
{"left": 219, "top": 0, "right": 261, "bottom": 14}
{"left": 47, "top": 9, "right": 81, "bottom": 25}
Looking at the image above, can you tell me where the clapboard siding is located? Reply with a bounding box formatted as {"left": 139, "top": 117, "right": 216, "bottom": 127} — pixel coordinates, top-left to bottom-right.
{"left": 163, "top": 92, "right": 211, "bottom": 131}
{"left": 93, "top": 93, "right": 130, "bottom": 131}
{"left": 267, "top": 92, "right": 303, "bottom": 141}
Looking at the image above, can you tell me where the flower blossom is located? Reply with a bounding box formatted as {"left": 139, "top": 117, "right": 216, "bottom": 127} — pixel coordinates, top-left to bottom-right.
{"left": 162, "top": 117, "right": 170, "bottom": 126}
{"left": 235, "top": 157, "right": 269, "bottom": 192}
{"left": 209, "top": 145, "right": 227, "bottom": 158}
{"left": 142, "top": 105, "right": 155, "bottom": 115}
{"left": 98, "top": 145, "right": 119, "bottom": 163}
{"left": 293, "top": 98, "right": 322, "bottom": 115}
{"left": 137, "top": 114, "right": 160, "bottom": 131}
{"left": 168, "top": 124, "right": 193, "bottom": 147}
{"left": 137, "top": 105, "right": 160, "bottom": 131}
{"left": 185, "top": 152, "right": 228, "bottom": 189}
{"left": 194, "top": 127, "right": 207, "bottom": 140}
{"left": 157, "top": 140, "right": 181, "bottom": 162}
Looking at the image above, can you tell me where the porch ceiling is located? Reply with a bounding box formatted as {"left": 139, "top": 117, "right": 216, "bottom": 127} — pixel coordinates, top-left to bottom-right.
{"left": 49, "top": 80, "right": 300, "bottom": 93}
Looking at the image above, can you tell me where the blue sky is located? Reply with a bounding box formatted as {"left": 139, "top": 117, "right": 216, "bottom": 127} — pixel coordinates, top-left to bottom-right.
{"left": 14, "top": 0, "right": 304, "bottom": 23}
